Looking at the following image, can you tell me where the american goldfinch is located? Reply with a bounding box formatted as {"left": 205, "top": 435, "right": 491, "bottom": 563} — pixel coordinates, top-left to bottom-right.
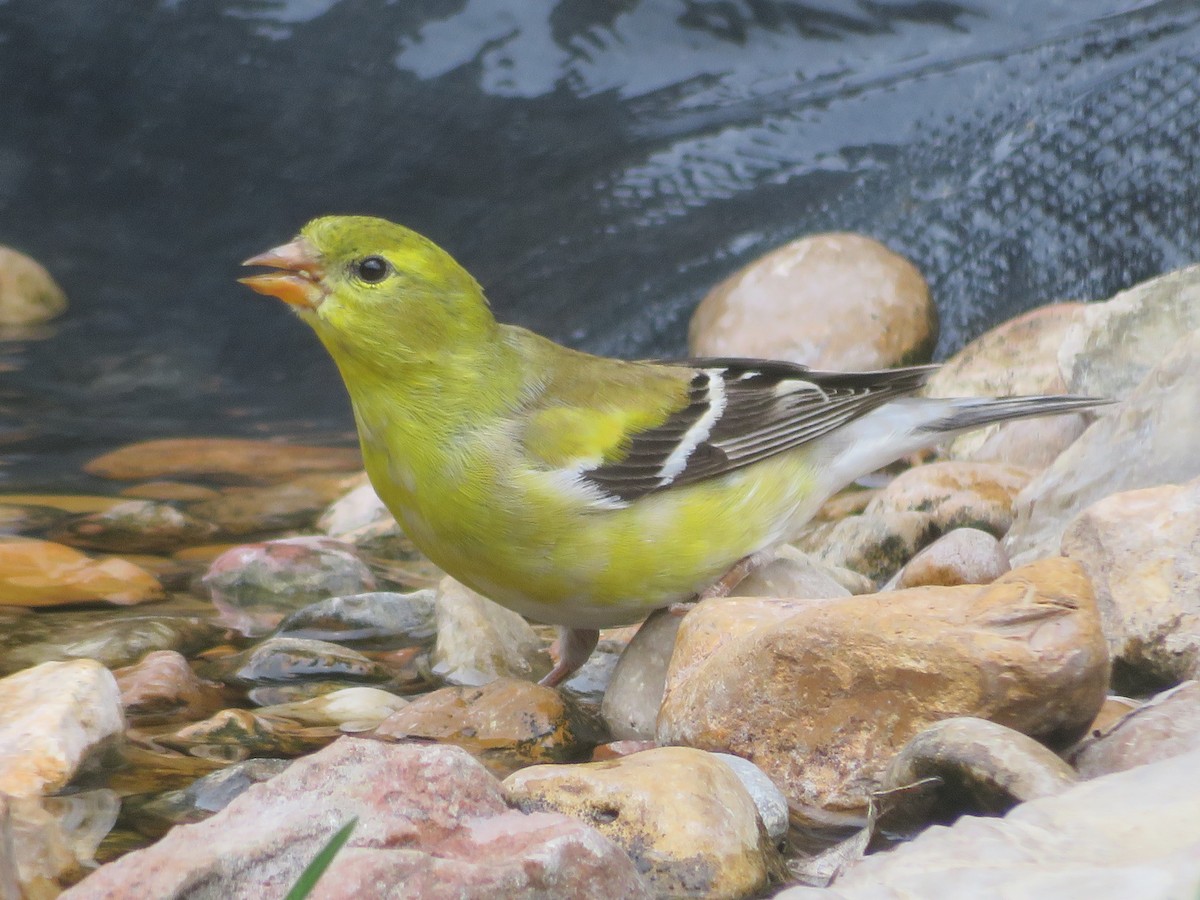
{"left": 242, "top": 216, "right": 1106, "bottom": 686}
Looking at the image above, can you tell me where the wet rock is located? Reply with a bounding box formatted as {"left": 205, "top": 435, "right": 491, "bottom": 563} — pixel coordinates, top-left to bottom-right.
{"left": 506, "top": 746, "right": 776, "bottom": 899}
{"left": 274, "top": 589, "right": 437, "bottom": 650}
{"left": 215, "top": 636, "right": 392, "bottom": 688}
{"left": 256, "top": 686, "right": 407, "bottom": 729}
{"left": 120, "top": 481, "right": 222, "bottom": 502}
{"left": 658, "top": 559, "right": 1109, "bottom": 816}
{"left": 157, "top": 708, "right": 341, "bottom": 761}
{"left": 203, "top": 536, "right": 377, "bottom": 635}
{"left": 49, "top": 499, "right": 219, "bottom": 554}
{"left": 559, "top": 631, "right": 627, "bottom": 705}
{"left": 62, "top": 738, "right": 651, "bottom": 899}
{"left": 689, "top": 233, "right": 936, "bottom": 369}
{"left": 1007, "top": 327, "right": 1200, "bottom": 565}
{"left": 0, "top": 245, "right": 67, "bottom": 325}
{"left": 1061, "top": 477, "right": 1200, "bottom": 689}
{"left": 776, "top": 747, "right": 1200, "bottom": 900}
{"left": 1070, "top": 681, "right": 1200, "bottom": 779}
{"left": 0, "top": 537, "right": 163, "bottom": 607}
{"left": 798, "top": 510, "right": 934, "bottom": 583}
{"left": 114, "top": 650, "right": 231, "bottom": 725}
{"left": 0, "top": 659, "right": 125, "bottom": 797}
{"left": 2, "top": 790, "right": 119, "bottom": 898}
{"left": 84, "top": 437, "right": 362, "bottom": 485}
{"left": 124, "top": 759, "right": 291, "bottom": 838}
{"left": 1060, "top": 263, "right": 1200, "bottom": 398}
{"left": 868, "top": 461, "right": 1033, "bottom": 536}
{"left": 374, "top": 678, "right": 603, "bottom": 777}
{"left": 0, "top": 493, "right": 125, "bottom": 514}
{"left": 187, "top": 473, "right": 359, "bottom": 536}
{"left": 431, "top": 576, "right": 550, "bottom": 685}
{"left": 602, "top": 609, "right": 683, "bottom": 741}
{"left": 736, "top": 545, "right": 859, "bottom": 599}
{"left": 0, "top": 614, "right": 227, "bottom": 676}
{"left": 711, "top": 752, "right": 790, "bottom": 843}
{"left": 924, "top": 302, "right": 1089, "bottom": 467}
{"left": 893, "top": 527, "right": 1010, "bottom": 589}
{"left": 317, "top": 474, "right": 392, "bottom": 536}
{"left": 880, "top": 717, "right": 1077, "bottom": 832}
{"left": 0, "top": 503, "right": 68, "bottom": 536}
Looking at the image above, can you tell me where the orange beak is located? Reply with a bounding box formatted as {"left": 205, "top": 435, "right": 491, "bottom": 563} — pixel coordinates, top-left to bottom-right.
{"left": 239, "top": 236, "right": 326, "bottom": 310}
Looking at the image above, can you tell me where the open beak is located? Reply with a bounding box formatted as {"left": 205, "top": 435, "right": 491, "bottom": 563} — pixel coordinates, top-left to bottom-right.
{"left": 239, "top": 236, "right": 326, "bottom": 310}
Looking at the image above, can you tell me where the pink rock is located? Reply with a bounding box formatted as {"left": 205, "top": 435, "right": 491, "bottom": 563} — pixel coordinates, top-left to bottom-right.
{"left": 61, "top": 737, "right": 650, "bottom": 900}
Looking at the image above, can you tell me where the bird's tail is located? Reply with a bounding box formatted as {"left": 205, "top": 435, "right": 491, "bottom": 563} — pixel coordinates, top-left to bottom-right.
{"left": 919, "top": 395, "right": 1114, "bottom": 435}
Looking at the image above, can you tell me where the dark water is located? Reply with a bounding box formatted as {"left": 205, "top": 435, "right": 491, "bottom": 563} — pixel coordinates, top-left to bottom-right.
{"left": 1, "top": 0, "right": 1198, "bottom": 490}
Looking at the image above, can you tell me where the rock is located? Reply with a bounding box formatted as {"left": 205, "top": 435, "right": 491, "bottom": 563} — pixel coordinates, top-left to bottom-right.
{"left": 893, "top": 527, "right": 1010, "bottom": 589}
{"left": 689, "top": 233, "right": 936, "bottom": 369}
{"left": 799, "top": 510, "right": 936, "bottom": 583}
{"left": 1061, "top": 477, "right": 1200, "bottom": 689}
{"left": 156, "top": 708, "right": 341, "bottom": 761}
{"left": 867, "top": 461, "right": 1033, "bottom": 536}
{"left": 505, "top": 746, "right": 777, "bottom": 899}
{"left": 256, "top": 686, "right": 407, "bottom": 729}
{"left": 558, "top": 631, "right": 627, "bottom": 705}
{"left": 0, "top": 503, "right": 68, "bottom": 536}
{"left": 123, "top": 759, "right": 291, "bottom": 838}
{"left": 711, "top": 752, "right": 790, "bottom": 843}
{"left": 274, "top": 589, "right": 437, "bottom": 650}
{"left": 924, "top": 302, "right": 1089, "bottom": 467}
{"left": 0, "top": 246, "right": 67, "bottom": 325}
{"left": 187, "top": 473, "right": 360, "bottom": 536}
{"left": 0, "top": 537, "right": 164, "bottom": 607}
{"left": 84, "top": 438, "right": 362, "bottom": 485}
{"left": 0, "top": 659, "right": 125, "bottom": 797}
{"left": 601, "top": 610, "right": 682, "bottom": 741}
{"left": 317, "top": 474, "right": 392, "bottom": 536}
{"left": 1081, "top": 695, "right": 1141, "bottom": 737}
{"left": 62, "top": 738, "right": 651, "bottom": 899}
{"left": 374, "top": 678, "right": 603, "bottom": 777}
{"left": 431, "top": 576, "right": 550, "bottom": 685}
{"left": 1006, "top": 328, "right": 1200, "bottom": 566}
{"left": 736, "top": 545, "right": 858, "bottom": 599}
{"left": 119, "top": 481, "right": 222, "bottom": 502}
{"left": 880, "top": 717, "right": 1077, "bottom": 832}
{"left": 216, "top": 636, "right": 393, "bottom": 688}
{"left": 0, "top": 493, "right": 125, "bottom": 514}
{"left": 657, "top": 558, "right": 1109, "bottom": 816}
{"left": 114, "top": 650, "right": 231, "bottom": 725}
{"left": 775, "top": 748, "right": 1200, "bottom": 900}
{"left": 0, "top": 613, "right": 227, "bottom": 676}
{"left": 2, "top": 790, "right": 119, "bottom": 898}
{"left": 1070, "top": 681, "right": 1200, "bottom": 779}
{"left": 203, "top": 537, "right": 377, "bottom": 635}
{"left": 1060, "top": 264, "right": 1200, "bottom": 398}
{"left": 48, "top": 500, "right": 219, "bottom": 554}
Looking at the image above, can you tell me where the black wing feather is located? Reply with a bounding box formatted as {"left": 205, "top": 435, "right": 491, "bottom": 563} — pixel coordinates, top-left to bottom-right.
{"left": 582, "top": 358, "right": 936, "bottom": 502}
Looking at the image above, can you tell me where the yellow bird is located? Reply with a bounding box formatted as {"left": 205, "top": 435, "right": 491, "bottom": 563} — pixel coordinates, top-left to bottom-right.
{"left": 242, "top": 216, "right": 1104, "bottom": 685}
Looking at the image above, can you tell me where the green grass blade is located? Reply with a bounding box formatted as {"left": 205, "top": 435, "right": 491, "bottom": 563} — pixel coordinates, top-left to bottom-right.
{"left": 284, "top": 816, "right": 359, "bottom": 900}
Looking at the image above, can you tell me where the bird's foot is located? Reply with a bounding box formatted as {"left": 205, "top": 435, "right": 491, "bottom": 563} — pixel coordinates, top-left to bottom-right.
{"left": 669, "top": 551, "right": 772, "bottom": 617}
{"left": 539, "top": 626, "right": 600, "bottom": 688}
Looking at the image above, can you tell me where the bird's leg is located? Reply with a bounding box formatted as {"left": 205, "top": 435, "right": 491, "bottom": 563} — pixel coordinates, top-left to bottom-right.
{"left": 539, "top": 626, "right": 600, "bottom": 688}
{"left": 668, "top": 551, "right": 771, "bottom": 617}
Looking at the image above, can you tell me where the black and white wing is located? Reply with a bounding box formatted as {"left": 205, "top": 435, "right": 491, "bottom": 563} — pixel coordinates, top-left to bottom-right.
{"left": 580, "top": 358, "right": 936, "bottom": 502}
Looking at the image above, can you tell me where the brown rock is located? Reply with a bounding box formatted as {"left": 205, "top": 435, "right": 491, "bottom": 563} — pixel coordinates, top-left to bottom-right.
{"left": 0, "top": 537, "right": 164, "bottom": 607}
{"left": 113, "top": 650, "right": 231, "bottom": 725}
{"left": 657, "top": 559, "right": 1109, "bottom": 815}
{"left": 84, "top": 438, "right": 362, "bottom": 485}
{"left": 504, "top": 746, "right": 776, "bottom": 899}
{"left": 120, "top": 481, "right": 222, "bottom": 502}
{"left": 0, "top": 246, "right": 67, "bottom": 325}
{"left": 0, "top": 494, "right": 126, "bottom": 514}
{"left": 1070, "top": 681, "right": 1200, "bottom": 779}
{"left": 1081, "top": 695, "right": 1141, "bottom": 737}
{"left": 689, "top": 233, "right": 936, "bottom": 369}
{"left": 188, "top": 473, "right": 360, "bottom": 536}
{"left": 373, "top": 678, "right": 602, "bottom": 777}
{"left": 1061, "top": 476, "right": 1200, "bottom": 689}
{"left": 61, "top": 738, "right": 651, "bottom": 899}
{"left": 869, "top": 461, "right": 1034, "bottom": 536}
{"left": 895, "top": 527, "right": 1010, "bottom": 589}
{"left": 925, "top": 303, "right": 1090, "bottom": 466}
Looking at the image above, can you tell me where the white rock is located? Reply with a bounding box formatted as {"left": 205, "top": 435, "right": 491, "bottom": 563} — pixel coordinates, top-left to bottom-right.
{"left": 431, "top": 576, "right": 549, "bottom": 684}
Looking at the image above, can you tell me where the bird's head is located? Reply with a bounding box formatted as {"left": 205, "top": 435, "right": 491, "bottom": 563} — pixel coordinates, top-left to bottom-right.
{"left": 241, "top": 215, "right": 494, "bottom": 368}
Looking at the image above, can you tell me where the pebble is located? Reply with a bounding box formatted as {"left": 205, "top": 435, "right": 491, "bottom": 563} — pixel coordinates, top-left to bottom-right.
{"left": 689, "top": 232, "right": 936, "bottom": 369}
{"left": 114, "top": 649, "right": 231, "bottom": 725}
{"left": 49, "top": 499, "right": 219, "bottom": 554}
{"left": 431, "top": 576, "right": 550, "bottom": 685}
{"left": 1070, "top": 681, "right": 1200, "bottom": 779}
{"left": 274, "top": 589, "right": 437, "bottom": 650}
{"left": 893, "top": 527, "right": 1010, "bottom": 589}
{"left": 0, "top": 245, "right": 68, "bottom": 325}
{"left": 0, "top": 537, "right": 164, "bottom": 608}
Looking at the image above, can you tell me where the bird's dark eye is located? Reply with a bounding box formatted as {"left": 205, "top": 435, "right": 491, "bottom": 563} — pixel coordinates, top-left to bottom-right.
{"left": 354, "top": 256, "right": 390, "bottom": 283}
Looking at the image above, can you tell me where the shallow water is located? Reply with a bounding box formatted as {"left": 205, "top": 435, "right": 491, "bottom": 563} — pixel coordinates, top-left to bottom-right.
{"left": 1, "top": 0, "right": 1198, "bottom": 489}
